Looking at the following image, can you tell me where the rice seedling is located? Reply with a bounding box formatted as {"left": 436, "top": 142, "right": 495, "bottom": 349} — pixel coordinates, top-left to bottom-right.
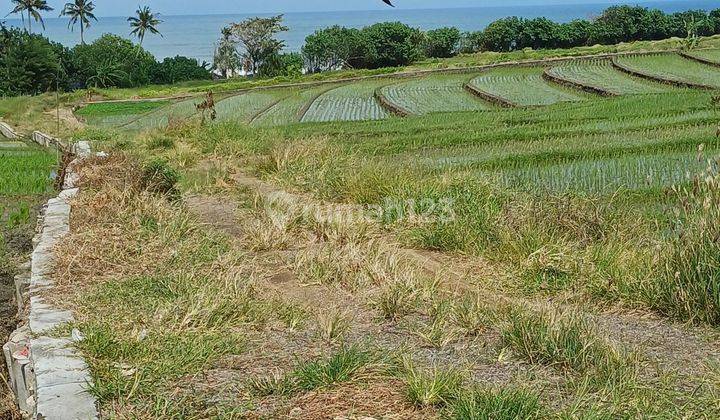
{"left": 122, "top": 98, "right": 200, "bottom": 131}
{"left": 614, "top": 53, "right": 720, "bottom": 88}
{"left": 547, "top": 59, "right": 670, "bottom": 95}
{"left": 468, "top": 67, "right": 589, "bottom": 106}
{"left": 380, "top": 74, "right": 492, "bottom": 114}
{"left": 76, "top": 100, "right": 170, "bottom": 128}
{"left": 213, "top": 90, "right": 291, "bottom": 123}
{"left": 301, "top": 80, "right": 391, "bottom": 122}
{"left": 0, "top": 148, "right": 57, "bottom": 195}
{"left": 685, "top": 48, "right": 720, "bottom": 64}
{"left": 251, "top": 86, "right": 333, "bottom": 126}
{"left": 314, "top": 308, "right": 352, "bottom": 343}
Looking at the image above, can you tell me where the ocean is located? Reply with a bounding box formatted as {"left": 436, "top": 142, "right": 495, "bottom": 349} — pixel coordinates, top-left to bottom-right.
{"left": 4, "top": 0, "right": 718, "bottom": 63}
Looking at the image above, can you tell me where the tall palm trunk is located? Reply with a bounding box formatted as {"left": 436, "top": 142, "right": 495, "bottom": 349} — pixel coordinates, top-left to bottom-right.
{"left": 80, "top": 22, "right": 84, "bottom": 44}
{"left": 28, "top": 10, "right": 31, "bottom": 32}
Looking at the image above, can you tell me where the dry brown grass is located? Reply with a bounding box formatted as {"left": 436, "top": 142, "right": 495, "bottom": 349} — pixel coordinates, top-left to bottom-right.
{"left": 279, "top": 379, "right": 438, "bottom": 420}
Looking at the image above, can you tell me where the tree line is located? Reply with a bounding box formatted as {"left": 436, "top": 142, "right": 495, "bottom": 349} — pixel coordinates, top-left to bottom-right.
{"left": 2, "top": 2, "right": 209, "bottom": 96}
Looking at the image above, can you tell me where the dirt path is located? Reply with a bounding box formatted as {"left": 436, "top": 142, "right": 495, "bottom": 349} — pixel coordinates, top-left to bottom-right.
{"left": 186, "top": 169, "right": 720, "bottom": 387}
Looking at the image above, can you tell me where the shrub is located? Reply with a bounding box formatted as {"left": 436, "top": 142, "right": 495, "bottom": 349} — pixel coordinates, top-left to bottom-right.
{"left": 151, "top": 56, "right": 211, "bottom": 85}
{"left": 424, "top": 27, "right": 461, "bottom": 58}
{"left": 0, "top": 25, "right": 67, "bottom": 95}
{"left": 481, "top": 17, "right": 525, "bottom": 52}
{"left": 141, "top": 159, "right": 180, "bottom": 198}
{"left": 70, "top": 34, "right": 157, "bottom": 88}
{"left": 362, "top": 22, "right": 425, "bottom": 68}
{"left": 302, "top": 26, "right": 368, "bottom": 72}
{"left": 458, "top": 31, "right": 484, "bottom": 54}
{"left": 258, "top": 52, "right": 303, "bottom": 78}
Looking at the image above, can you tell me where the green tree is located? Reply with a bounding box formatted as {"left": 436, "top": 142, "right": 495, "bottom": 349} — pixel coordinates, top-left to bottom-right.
{"left": 258, "top": 52, "right": 303, "bottom": 78}
{"left": 128, "top": 6, "right": 163, "bottom": 46}
{"left": 424, "top": 27, "right": 461, "bottom": 58}
{"left": 9, "top": 0, "right": 53, "bottom": 32}
{"left": 302, "top": 26, "right": 367, "bottom": 72}
{"left": 555, "top": 20, "right": 591, "bottom": 48}
{"left": 0, "top": 25, "right": 63, "bottom": 95}
{"left": 60, "top": 0, "right": 97, "bottom": 45}
{"left": 213, "top": 27, "right": 239, "bottom": 78}
{"left": 481, "top": 17, "right": 524, "bottom": 51}
{"left": 152, "top": 56, "right": 211, "bottom": 84}
{"left": 520, "top": 17, "right": 561, "bottom": 49}
{"left": 71, "top": 34, "right": 157, "bottom": 88}
{"left": 362, "top": 22, "right": 424, "bottom": 68}
{"left": 458, "top": 31, "right": 484, "bottom": 54}
{"left": 229, "top": 15, "right": 288, "bottom": 75}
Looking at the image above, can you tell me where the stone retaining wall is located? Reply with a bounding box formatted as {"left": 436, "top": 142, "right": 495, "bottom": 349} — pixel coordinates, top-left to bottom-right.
{"left": 1, "top": 123, "right": 98, "bottom": 419}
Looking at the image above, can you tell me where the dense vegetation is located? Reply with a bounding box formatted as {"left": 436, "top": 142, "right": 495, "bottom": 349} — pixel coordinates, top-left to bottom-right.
{"left": 301, "top": 5, "right": 720, "bottom": 71}
{"left": 0, "top": 27, "right": 210, "bottom": 96}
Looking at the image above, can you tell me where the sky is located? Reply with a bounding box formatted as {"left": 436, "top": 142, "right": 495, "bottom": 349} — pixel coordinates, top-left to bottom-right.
{"left": 1, "top": 0, "right": 651, "bottom": 17}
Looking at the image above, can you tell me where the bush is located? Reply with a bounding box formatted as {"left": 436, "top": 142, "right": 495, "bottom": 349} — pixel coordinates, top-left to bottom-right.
{"left": 70, "top": 34, "right": 156, "bottom": 88}
{"left": 0, "top": 26, "right": 67, "bottom": 95}
{"left": 481, "top": 17, "right": 524, "bottom": 52}
{"left": 141, "top": 159, "right": 180, "bottom": 198}
{"left": 258, "top": 52, "right": 303, "bottom": 78}
{"left": 458, "top": 31, "right": 484, "bottom": 54}
{"left": 152, "top": 56, "right": 211, "bottom": 85}
{"left": 302, "top": 26, "right": 368, "bottom": 72}
{"left": 424, "top": 27, "right": 461, "bottom": 58}
{"left": 362, "top": 22, "right": 425, "bottom": 68}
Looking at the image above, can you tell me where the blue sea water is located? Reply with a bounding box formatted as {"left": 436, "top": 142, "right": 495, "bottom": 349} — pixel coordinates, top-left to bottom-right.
{"left": 4, "top": 0, "right": 718, "bottom": 63}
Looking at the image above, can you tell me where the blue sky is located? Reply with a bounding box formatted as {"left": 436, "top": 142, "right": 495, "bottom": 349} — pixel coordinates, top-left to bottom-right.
{"left": 2, "top": 0, "right": 644, "bottom": 17}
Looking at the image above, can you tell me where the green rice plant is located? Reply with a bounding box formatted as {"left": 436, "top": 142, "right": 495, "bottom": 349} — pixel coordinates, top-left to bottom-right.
{"left": 614, "top": 53, "right": 720, "bottom": 88}
{"left": 251, "top": 86, "right": 332, "bottom": 127}
{"left": 301, "top": 80, "right": 390, "bottom": 122}
{"left": 293, "top": 346, "right": 373, "bottom": 391}
{"left": 468, "top": 67, "right": 589, "bottom": 106}
{"left": 548, "top": 59, "right": 670, "bottom": 95}
{"left": 0, "top": 149, "right": 57, "bottom": 196}
{"left": 451, "top": 294, "right": 493, "bottom": 337}
{"left": 400, "top": 357, "right": 465, "bottom": 408}
{"left": 122, "top": 98, "right": 200, "bottom": 131}
{"left": 685, "top": 49, "right": 720, "bottom": 64}
{"left": 500, "top": 307, "right": 634, "bottom": 385}
{"left": 76, "top": 100, "right": 170, "bottom": 128}
{"left": 381, "top": 74, "right": 492, "bottom": 114}
{"left": 213, "top": 90, "right": 290, "bottom": 123}
{"left": 375, "top": 277, "right": 419, "bottom": 320}
{"left": 486, "top": 149, "right": 715, "bottom": 194}
{"left": 445, "top": 387, "right": 543, "bottom": 420}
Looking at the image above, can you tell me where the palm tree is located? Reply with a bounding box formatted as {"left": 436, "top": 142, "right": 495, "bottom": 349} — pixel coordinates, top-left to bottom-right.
{"left": 9, "top": 0, "right": 54, "bottom": 32}
{"left": 128, "top": 6, "right": 163, "bottom": 46}
{"left": 60, "top": 0, "right": 97, "bottom": 44}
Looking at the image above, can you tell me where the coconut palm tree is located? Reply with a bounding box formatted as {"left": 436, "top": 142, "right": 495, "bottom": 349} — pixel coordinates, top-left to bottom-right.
{"left": 60, "top": 0, "right": 97, "bottom": 44}
{"left": 8, "top": 0, "right": 54, "bottom": 32}
{"left": 128, "top": 6, "right": 163, "bottom": 46}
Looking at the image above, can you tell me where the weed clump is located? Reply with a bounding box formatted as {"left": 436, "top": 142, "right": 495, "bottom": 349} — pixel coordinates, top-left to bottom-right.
{"left": 141, "top": 159, "right": 180, "bottom": 198}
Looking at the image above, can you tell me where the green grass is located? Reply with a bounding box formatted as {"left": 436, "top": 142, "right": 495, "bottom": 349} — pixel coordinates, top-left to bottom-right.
{"left": 547, "top": 59, "right": 670, "bottom": 95}
{"left": 614, "top": 53, "right": 720, "bottom": 88}
{"left": 0, "top": 148, "right": 56, "bottom": 196}
{"left": 445, "top": 387, "right": 543, "bottom": 420}
{"left": 301, "top": 80, "right": 391, "bottom": 122}
{"left": 380, "top": 74, "right": 492, "bottom": 114}
{"left": 468, "top": 67, "right": 590, "bottom": 106}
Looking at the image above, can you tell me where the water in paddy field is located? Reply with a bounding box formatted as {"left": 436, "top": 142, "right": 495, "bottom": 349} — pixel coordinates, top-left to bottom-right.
{"left": 3, "top": 0, "right": 718, "bottom": 63}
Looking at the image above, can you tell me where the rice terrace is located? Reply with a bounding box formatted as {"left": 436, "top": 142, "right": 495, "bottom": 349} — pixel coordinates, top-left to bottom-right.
{"left": 3, "top": 0, "right": 720, "bottom": 419}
